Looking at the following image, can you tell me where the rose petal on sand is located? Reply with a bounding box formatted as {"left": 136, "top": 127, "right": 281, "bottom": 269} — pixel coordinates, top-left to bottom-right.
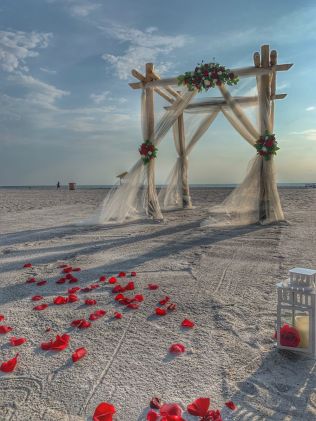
{"left": 72, "top": 347, "right": 87, "bottom": 362}
{"left": 42, "top": 334, "right": 70, "bottom": 351}
{"left": 155, "top": 308, "right": 167, "bottom": 316}
{"left": 93, "top": 402, "right": 116, "bottom": 421}
{"left": 118, "top": 272, "right": 126, "bottom": 277}
{"left": 108, "top": 277, "right": 117, "bottom": 284}
{"left": 56, "top": 278, "right": 66, "bottom": 284}
{"left": 71, "top": 319, "right": 91, "bottom": 329}
{"left": 68, "top": 294, "right": 79, "bottom": 303}
{"left": 169, "top": 343, "right": 185, "bottom": 354}
{"left": 0, "top": 354, "right": 18, "bottom": 372}
{"left": 85, "top": 299, "right": 97, "bottom": 306}
{"left": 146, "top": 410, "right": 159, "bottom": 421}
{"left": 225, "top": 400, "right": 237, "bottom": 410}
{"left": 10, "top": 337, "right": 27, "bottom": 347}
{"left": 159, "top": 296, "right": 170, "bottom": 305}
{"left": 150, "top": 397, "right": 161, "bottom": 409}
{"left": 99, "top": 276, "right": 106, "bottom": 282}
{"left": 32, "top": 295, "right": 43, "bottom": 301}
{"left": 0, "top": 325, "right": 13, "bottom": 334}
{"left": 33, "top": 304, "right": 48, "bottom": 311}
{"left": 130, "top": 271, "right": 137, "bottom": 277}
{"left": 53, "top": 296, "right": 69, "bottom": 305}
{"left": 187, "top": 397, "right": 210, "bottom": 416}
{"left": 181, "top": 319, "right": 194, "bottom": 328}
{"left": 0, "top": 315, "right": 4, "bottom": 322}
{"left": 68, "top": 287, "right": 81, "bottom": 294}
{"left": 26, "top": 277, "right": 36, "bottom": 283}
{"left": 148, "top": 284, "right": 159, "bottom": 290}
{"left": 37, "top": 280, "right": 47, "bottom": 286}
{"left": 114, "top": 312, "right": 122, "bottom": 319}
{"left": 23, "top": 263, "right": 32, "bottom": 268}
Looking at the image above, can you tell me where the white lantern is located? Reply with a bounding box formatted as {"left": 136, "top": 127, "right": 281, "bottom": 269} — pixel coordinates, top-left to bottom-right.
{"left": 276, "top": 267, "right": 316, "bottom": 355}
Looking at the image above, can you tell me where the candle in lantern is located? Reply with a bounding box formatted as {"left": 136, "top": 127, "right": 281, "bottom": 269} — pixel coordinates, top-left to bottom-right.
{"left": 295, "top": 315, "right": 309, "bottom": 348}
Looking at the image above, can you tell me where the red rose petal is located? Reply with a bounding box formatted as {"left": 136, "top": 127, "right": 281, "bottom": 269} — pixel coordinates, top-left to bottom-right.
{"left": 0, "top": 353, "right": 18, "bottom": 372}
{"left": 26, "top": 277, "right": 36, "bottom": 283}
{"left": 85, "top": 299, "right": 97, "bottom": 306}
{"left": 181, "top": 319, "right": 194, "bottom": 328}
{"left": 0, "top": 325, "right": 13, "bottom": 334}
{"left": 93, "top": 402, "right": 116, "bottom": 421}
{"left": 127, "top": 303, "right": 139, "bottom": 309}
{"left": 32, "top": 295, "right": 43, "bottom": 301}
{"left": 56, "top": 278, "right": 66, "bottom": 284}
{"left": 37, "top": 280, "right": 47, "bottom": 286}
{"left": 147, "top": 410, "right": 159, "bottom": 421}
{"left": 155, "top": 308, "right": 167, "bottom": 316}
{"left": 148, "top": 284, "right": 159, "bottom": 290}
{"left": 68, "top": 287, "right": 81, "bottom": 294}
{"left": 159, "top": 296, "right": 170, "bottom": 305}
{"left": 89, "top": 314, "right": 99, "bottom": 321}
{"left": 69, "top": 277, "right": 78, "bottom": 283}
{"left": 65, "top": 273, "right": 73, "bottom": 280}
{"left": 167, "top": 303, "right": 176, "bottom": 311}
{"left": 225, "top": 400, "right": 237, "bottom": 411}
{"left": 10, "top": 337, "right": 27, "bottom": 347}
{"left": 134, "top": 294, "right": 144, "bottom": 302}
{"left": 41, "top": 340, "right": 53, "bottom": 350}
{"left": 114, "top": 312, "right": 122, "bottom": 319}
{"left": 68, "top": 293, "right": 79, "bottom": 303}
{"left": 160, "top": 403, "right": 183, "bottom": 417}
{"left": 124, "top": 281, "right": 135, "bottom": 291}
{"left": 23, "top": 263, "right": 32, "bottom": 268}
{"left": 108, "top": 277, "right": 117, "bottom": 284}
{"left": 90, "top": 284, "right": 100, "bottom": 289}
{"left": 0, "top": 314, "right": 4, "bottom": 322}
{"left": 33, "top": 304, "right": 48, "bottom": 311}
{"left": 112, "top": 285, "right": 123, "bottom": 293}
{"left": 71, "top": 319, "right": 91, "bottom": 329}
{"left": 94, "top": 309, "right": 106, "bottom": 317}
{"left": 72, "top": 267, "right": 81, "bottom": 272}
{"left": 118, "top": 272, "right": 126, "bottom": 277}
{"left": 72, "top": 347, "right": 87, "bottom": 362}
{"left": 99, "top": 276, "right": 106, "bottom": 282}
{"left": 115, "top": 293, "right": 125, "bottom": 301}
{"left": 150, "top": 397, "right": 161, "bottom": 409}
{"left": 187, "top": 397, "right": 210, "bottom": 416}
{"left": 53, "top": 296, "right": 69, "bottom": 305}
{"left": 130, "top": 271, "right": 137, "bottom": 277}
{"left": 169, "top": 343, "right": 185, "bottom": 354}
{"left": 49, "top": 334, "right": 70, "bottom": 351}
{"left": 82, "top": 287, "right": 91, "bottom": 292}
{"left": 63, "top": 267, "right": 73, "bottom": 273}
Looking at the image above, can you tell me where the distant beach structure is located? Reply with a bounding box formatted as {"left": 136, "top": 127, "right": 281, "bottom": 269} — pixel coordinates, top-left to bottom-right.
{"left": 117, "top": 171, "right": 128, "bottom": 185}
{"left": 57, "top": 181, "right": 60, "bottom": 189}
{"left": 68, "top": 182, "right": 76, "bottom": 190}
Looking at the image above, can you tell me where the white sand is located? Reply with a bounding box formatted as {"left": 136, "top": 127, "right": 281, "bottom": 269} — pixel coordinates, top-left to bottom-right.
{"left": 0, "top": 187, "right": 316, "bottom": 420}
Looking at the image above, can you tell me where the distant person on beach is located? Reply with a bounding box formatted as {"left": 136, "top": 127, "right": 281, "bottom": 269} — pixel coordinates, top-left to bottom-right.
{"left": 57, "top": 181, "right": 60, "bottom": 189}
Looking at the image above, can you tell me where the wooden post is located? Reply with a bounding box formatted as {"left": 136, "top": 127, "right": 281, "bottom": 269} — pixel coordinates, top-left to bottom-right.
{"left": 177, "top": 113, "right": 192, "bottom": 208}
{"left": 257, "top": 45, "right": 271, "bottom": 222}
{"left": 145, "top": 63, "right": 161, "bottom": 219}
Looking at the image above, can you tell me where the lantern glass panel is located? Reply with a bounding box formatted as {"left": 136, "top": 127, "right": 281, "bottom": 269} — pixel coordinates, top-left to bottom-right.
{"left": 279, "top": 308, "right": 310, "bottom": 350}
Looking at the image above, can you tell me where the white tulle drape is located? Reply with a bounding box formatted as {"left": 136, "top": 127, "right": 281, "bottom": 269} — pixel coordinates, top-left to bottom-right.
{"left": 201, "top": 81, "right": 284, "bottom": 227}
{"left": 158, "top": 109, "right": 220, "bottom": 210}
{"left": 89, "top": 88, "right": 196, "bottom": 224}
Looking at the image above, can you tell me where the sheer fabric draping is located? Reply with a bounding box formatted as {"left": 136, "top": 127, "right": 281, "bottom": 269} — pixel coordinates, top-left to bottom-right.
{"left": 201, "top": 81, "right": 284, "bottom": 227}
{"left": 158, "top": 110, "right": 220, "bottom": 210}
{"left": 88, "top": 88, "right": 196, "bottom": 224}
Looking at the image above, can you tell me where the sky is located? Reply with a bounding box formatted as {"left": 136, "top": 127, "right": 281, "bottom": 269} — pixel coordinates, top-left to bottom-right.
{"left": 0, "top": 0, "right": 316, "bottom": 186}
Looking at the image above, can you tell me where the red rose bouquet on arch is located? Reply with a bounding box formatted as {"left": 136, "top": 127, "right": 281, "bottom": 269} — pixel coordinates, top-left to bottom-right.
{"left": 139, "top": 139, "right": 158, "bottom": 165}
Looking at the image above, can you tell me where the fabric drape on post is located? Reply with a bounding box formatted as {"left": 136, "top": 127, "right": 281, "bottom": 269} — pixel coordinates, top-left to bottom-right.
{"left": 159, "top": 110, "right": 220, "bottom": 210}
{"left": 201, "top": 83, "right": 284, "bottom": 227}
{"left": 87, "top": 88, "right": 196, "bottom": 224}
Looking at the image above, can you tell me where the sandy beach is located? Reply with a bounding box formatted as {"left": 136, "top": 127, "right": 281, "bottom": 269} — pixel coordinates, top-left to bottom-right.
{"left": 0, "top": 187, "right": 316, "bottom": 420}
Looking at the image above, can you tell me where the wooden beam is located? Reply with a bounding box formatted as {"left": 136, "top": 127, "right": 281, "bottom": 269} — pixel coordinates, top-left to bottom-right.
{"left": 253, "top": 52, "right": 260, "bottom": 67}
{"left": 131, "top": 69, "right": 146, "bottom": 82}
{"left": 154, "top": 87, "right": 174, "bottom": 103}
{"left": 151, "top": 69, "right": 181, "bottom": 99}
{"left": 164, "top": 94, "right": 287, "bottom": 111}
{"left": 177, "top": 114, "right": 192, "bottom": 208}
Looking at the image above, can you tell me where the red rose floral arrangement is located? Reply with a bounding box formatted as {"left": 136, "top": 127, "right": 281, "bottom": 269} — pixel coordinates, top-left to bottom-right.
{"left": 255, "top": 131, "right": 279, "bottom": 160}
{"left": 177, "top": 62, "right": 239, "bottom": 93}
{"left": 139, "top": 139, "right": 158, "bottom": 165}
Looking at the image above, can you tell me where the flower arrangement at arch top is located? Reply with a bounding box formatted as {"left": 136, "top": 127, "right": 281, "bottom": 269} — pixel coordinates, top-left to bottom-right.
{"left": 139, "top": 139, "right": 158, "bottom": 165}
{"left": 177, "top": 62, "right": 239, "bottom": 93}
{"left": 255, "top": 131, "right": 279, "bottom": 160}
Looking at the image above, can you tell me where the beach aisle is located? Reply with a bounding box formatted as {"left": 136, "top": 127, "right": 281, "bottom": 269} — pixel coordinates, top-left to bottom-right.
{"left": 0, "top": 188, "right": 315, "bottom": 420}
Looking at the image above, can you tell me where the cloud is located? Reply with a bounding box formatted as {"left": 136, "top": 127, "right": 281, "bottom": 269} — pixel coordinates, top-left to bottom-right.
{"left": 101, "top": 24, "right": 191, "bottom": 79}
{"left": 40, "top": 67, "right": 57, "bottom": 74}
{"left": 90, "top": 90, "right": 110, "bottom": 104}
{"left": 0, "top": 30, "right": 51, "bottom": 72}
{"left": 306, "top": 106, "right": 315, "bottom": 112}
{"left": 70, "top": 2, "right": 100, "bottom": 17}
{"left": 291, "top": 129, "right": 316, "bottom": 141}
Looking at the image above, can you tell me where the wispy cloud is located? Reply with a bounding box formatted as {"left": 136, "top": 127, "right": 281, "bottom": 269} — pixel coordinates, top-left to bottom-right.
{"left": 101, "top": 24, "right": 191, "bottom": 79}
{"left": 306, "top": 106, "right": 315, "bottom": 112}
{"left": 40, "top": 67, "right": 57, "bottom": 74}
{"left": 291, "top": 129, "right": 316, "bottom": 141}
{"left": 90, "top": 90, "right": 110, "bottom": 104}
{"left": 0, "top": 30, "right": 51, "bottom": 73}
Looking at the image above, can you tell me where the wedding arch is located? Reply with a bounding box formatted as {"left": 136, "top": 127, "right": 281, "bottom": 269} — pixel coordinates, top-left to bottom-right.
{"left": 94, "top": 45, "right": 292, "bottom": 226}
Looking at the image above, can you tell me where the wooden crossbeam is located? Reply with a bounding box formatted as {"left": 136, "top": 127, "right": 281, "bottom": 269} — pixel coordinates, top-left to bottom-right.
{"left": 129, "top": 63, "right": 293, "bottom": 89}
{"left": 164, "top": 94, "right": 287, "bottom": 110}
